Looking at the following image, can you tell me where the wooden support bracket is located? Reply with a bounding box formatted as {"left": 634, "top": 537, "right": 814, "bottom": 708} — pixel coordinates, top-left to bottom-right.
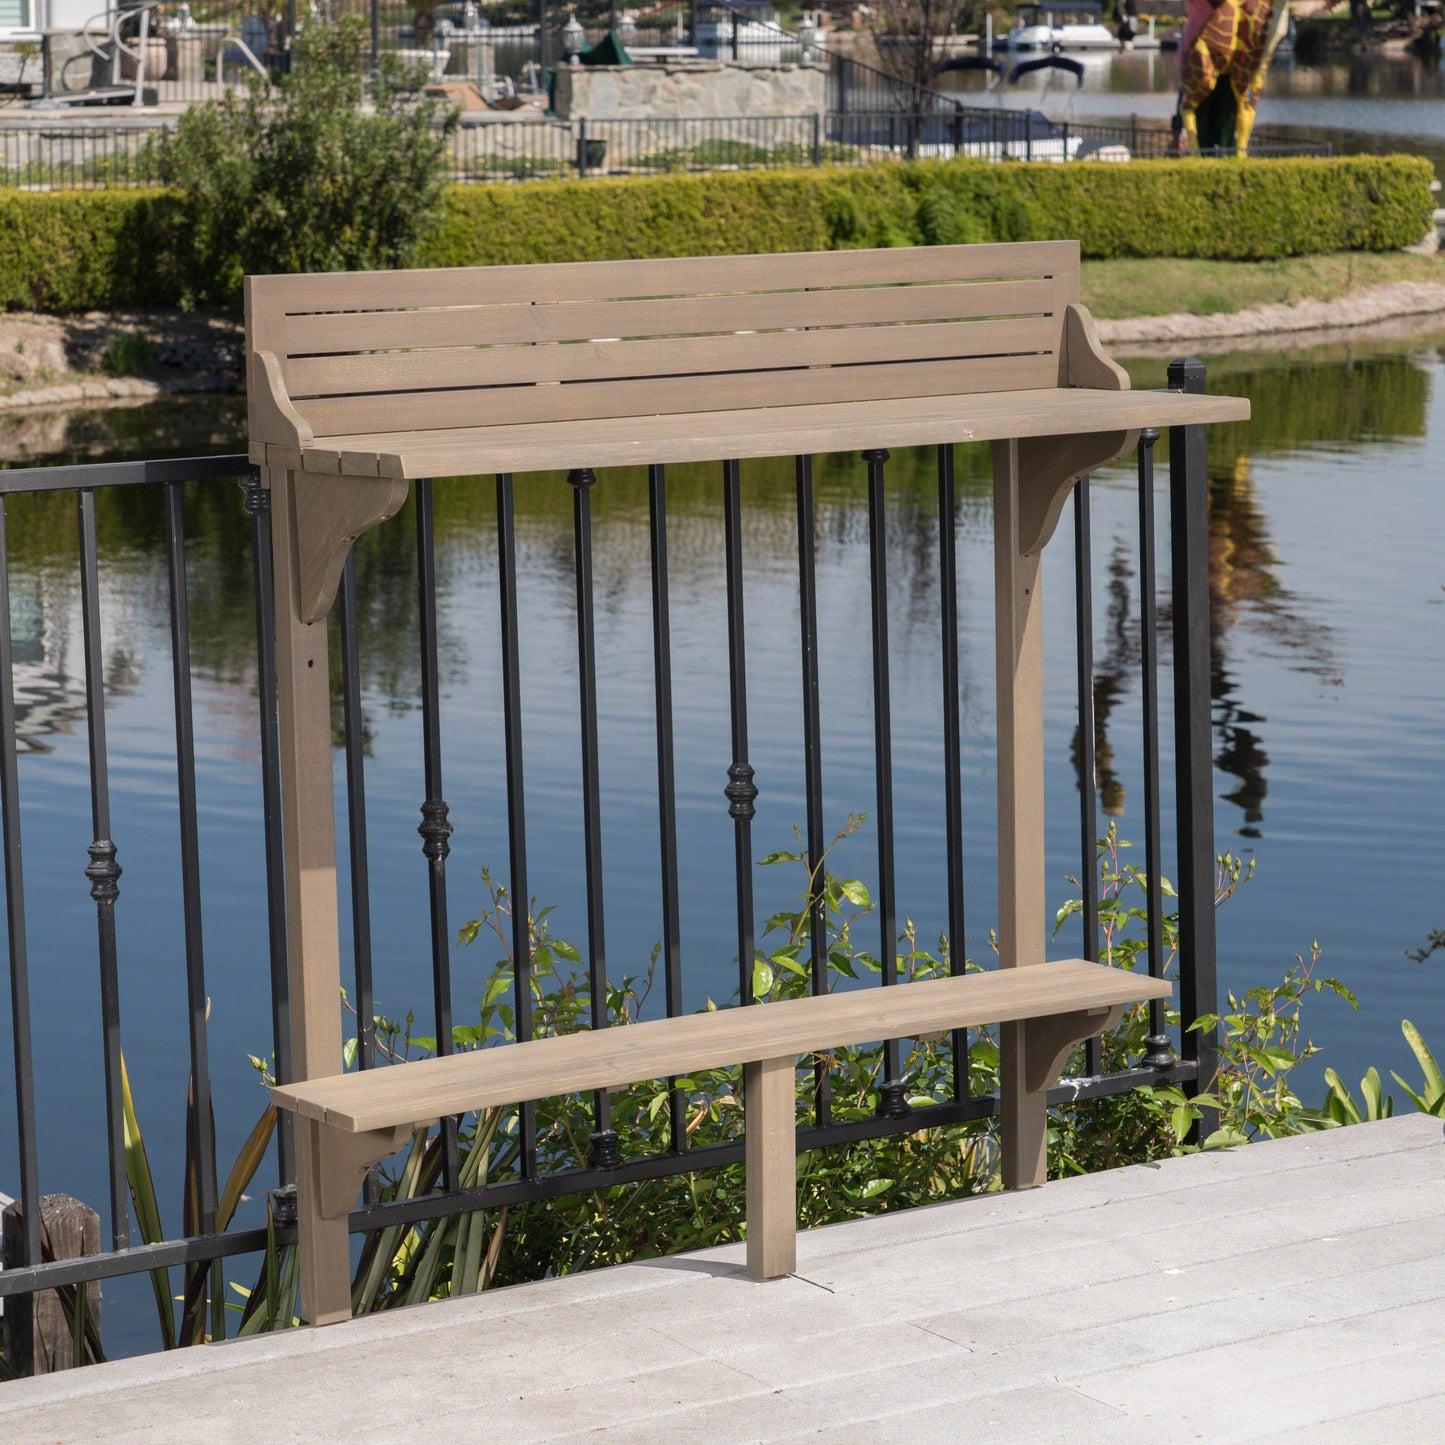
{"left": 1015, "top": 304, "right": 1137, "bottom": 557}
{"left": 254, "top": 351, "right": 410, "bottom": 622}
{"left": 314, "top": 1121, "right": 419, "bottom": 1220}
{"left": 1023, "top": 1004, "right": 1127, "bottom": 1094}
{"left": 287, "top": 471, "right": 410, "bottom": 624}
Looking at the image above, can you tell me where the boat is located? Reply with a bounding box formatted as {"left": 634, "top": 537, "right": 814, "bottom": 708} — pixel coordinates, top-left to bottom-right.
{"left": 1003, "top": 2, "right": 1119, "bottom": 51}
{"left": 695, "top": 2, "right": 791, "bottom": 61}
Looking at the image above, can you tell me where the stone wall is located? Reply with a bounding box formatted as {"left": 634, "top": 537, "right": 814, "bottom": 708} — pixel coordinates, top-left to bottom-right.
{"left": 553, "top": 62, "right": 826, "bottom": 121}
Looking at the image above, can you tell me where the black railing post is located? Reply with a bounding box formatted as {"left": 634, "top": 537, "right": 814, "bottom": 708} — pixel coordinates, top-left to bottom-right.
{"left": 337, "top": 552, "right": 379, "bottom": 1206}
{"left": 415, "top": 478, "right": 460, "bottom": 1191}
{"left": 1168, "top": 357, "right": 1219, "bottom": 1128}
{"left": 1136, "top": 430, "right": 1176, "bottom": 1071}
{"left": 78, "top": 489, "right": 129, "bottom": 1254}
{"left": 496, "top": 474, "right": 538, "bottom": 1177}
{"left": 1073, "top": 475, "right": 1101, "bottom": 1077}
{"left": 578, "top": 116, "right": 588, "bottom": 178}
{"left": 812, "top": 110, "right": 821, "bottom": 167}
{"left": 164, "top": 483, "right": 220, "bottom": 1271}
{"left": 0, "top": 493, "right": 41, "bottom": 1275}
{"left": 242, "top": 473, "right": 294, "bottom": 1185}
{"left": 647, "top": 465, "right": 687, "bottom": 1154}
{"left": 568, "top": 467, "right": 620, "bottom": 1169}
{"left": 938, "top": 446, "right": 969, "bottom": 1100}
{"left": 795, "top": 455, "right": 830, "bottom": 1126}
{"left": 722, "top": 459, "right": 759, "bottom": 1010}
{"left": 863, "top": 448, "right": 907, "bottom": 1119}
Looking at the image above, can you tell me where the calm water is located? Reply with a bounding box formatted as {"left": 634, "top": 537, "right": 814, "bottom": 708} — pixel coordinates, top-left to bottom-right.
{"left": 940, "top": 49, "right": 1445, "bottom": 175}
{"left": 1, "top": 324, "right": 1443, "bottom": 1354}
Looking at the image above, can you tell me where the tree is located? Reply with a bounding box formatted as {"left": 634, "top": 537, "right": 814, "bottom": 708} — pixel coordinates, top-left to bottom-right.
{"left": 870, "top": 0, "right": 984, "bottom": 106}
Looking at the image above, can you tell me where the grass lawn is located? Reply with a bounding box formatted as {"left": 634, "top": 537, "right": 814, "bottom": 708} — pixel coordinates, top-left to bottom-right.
{"left": 1080, "top": 252, "right": 1444, "bottom": 320}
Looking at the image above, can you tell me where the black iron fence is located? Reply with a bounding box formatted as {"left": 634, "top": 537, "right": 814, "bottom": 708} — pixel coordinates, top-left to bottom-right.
{"left": 0, "top": 111, "right": 1329, "bottom": 191}
{"left": 0, "top": 366, "right": 1221, "bottom": 1370}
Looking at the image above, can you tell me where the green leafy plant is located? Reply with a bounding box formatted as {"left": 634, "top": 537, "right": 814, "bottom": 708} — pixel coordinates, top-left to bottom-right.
{"left": 1312, "top": 1019, "right": 1445, "bottom": 1125}
{"left": 153, "top": 15, "right": 457, "bottom": 304}
{"left": 120, "top": 1051, "right": 276, "bottom": 1349}
{"left": 236, "top": 818, "right": 1390, "bottom": 1324}
{"left": 100, "top": 329, "right": 155, "bottom": 377}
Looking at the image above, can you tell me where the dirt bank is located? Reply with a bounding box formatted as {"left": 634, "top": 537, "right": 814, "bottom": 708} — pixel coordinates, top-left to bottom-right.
{"left": 1095, "top": 279, "right": 1445, "bottom": 347}
{"left": 0, "top": 309, "right": 242, "bottom": 413}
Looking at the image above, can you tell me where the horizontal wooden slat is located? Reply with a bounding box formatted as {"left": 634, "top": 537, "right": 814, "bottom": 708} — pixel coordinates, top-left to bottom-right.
{"left": 286, "top": 317, "right": 1059, "bottom": 399}
{"left": 285, "top": 277, "right": 1063, "bottom": 357}
{"left": 271, "top": 957, "right": 1171, "bottom": 1133}
{"left": 248, "top": 241, "right": 1080, "bottom": 315}
{"left": 296, "top": 352, "right": 1058, "bottom": 437}
{"left": 299, "top": 387, "right": 1251, "bottom": 481}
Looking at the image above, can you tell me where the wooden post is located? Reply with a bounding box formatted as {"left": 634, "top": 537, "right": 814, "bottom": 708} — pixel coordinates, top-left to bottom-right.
{"left": 744, "top": 1055, "right": 796, "bottom": 1279}
{"left": 265, "top": 465, "right": 352, "bottom": 1326}
{"left": 2, "top": 1195, "right": 100, "bottom": 1374}
{"left": 993, "top": 438, "right": 1049, "bottom": 1190}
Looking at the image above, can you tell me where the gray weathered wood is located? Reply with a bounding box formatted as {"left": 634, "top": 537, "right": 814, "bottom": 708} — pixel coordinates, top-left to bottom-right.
{"left": 245, "top": 242, "right": 1244, "bottom": 1322}
{"left": 2, "top": 1195, "right": 100, "bottom": 1374}
{"left": 271, "top": 960, "right": 1170, "bottom": 1133}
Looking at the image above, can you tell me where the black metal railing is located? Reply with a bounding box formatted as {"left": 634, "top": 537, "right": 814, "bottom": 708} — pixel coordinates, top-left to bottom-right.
{"left": 0, "top": 108, "right": 1328, "bottom": 191}
{"left": 0, "top": 390, "right": 1219, "bottom": 1365}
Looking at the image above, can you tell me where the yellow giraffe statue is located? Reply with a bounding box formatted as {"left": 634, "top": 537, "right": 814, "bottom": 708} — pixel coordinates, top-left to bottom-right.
{"left": 1177, "top": 0, "right": 1292, "bottom": 154}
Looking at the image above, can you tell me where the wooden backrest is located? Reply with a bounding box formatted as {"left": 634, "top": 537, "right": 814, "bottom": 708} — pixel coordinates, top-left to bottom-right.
{"left": 246, "top": 241, "right": 1081, "bottom": 443}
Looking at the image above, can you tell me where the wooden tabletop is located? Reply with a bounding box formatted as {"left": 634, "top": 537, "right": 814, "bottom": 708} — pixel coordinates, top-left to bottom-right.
{"left": 271, "top": 957, "right": 1173, "bottom": 1133}
{"left": 264, "top": 387, "right": 1250, "bottom": 481}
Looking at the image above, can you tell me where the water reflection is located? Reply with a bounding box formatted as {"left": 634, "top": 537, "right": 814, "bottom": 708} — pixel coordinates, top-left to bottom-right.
{"left": 0, "top": 338, "right": 1430, "bottom": 840}
{"left": 935, "top": 47, "right": 1445, "bottom": 171}
{"left": 2, "top": 328, "right": 1444, "bottom": 1365}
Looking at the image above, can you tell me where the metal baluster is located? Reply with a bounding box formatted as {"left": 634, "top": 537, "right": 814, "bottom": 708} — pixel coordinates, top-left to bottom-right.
{"left": 77, "top": 489, "right": 128, "bottom": 1251}
{"left": 722, "top": 459, "right": 759, "bottom": 1010}
{"left": 337, "top": 553, "right": 379, "bottom": 1205}
{"left": 1137, "top": 431, "right": 1175, "bottom": 1068}
{"left": 164, "top": 483, "right": 219, "bottom": 1265}
{"left": 864, "top": 449, "right": 907, "bottom": 1118}
{"left": 415, "top": 478, "right": 459, "bottom": 1190}
{"left": 0, "top": 494, "right": 41, "bottom": 1272}
{"left": 1074, "top": 475, "right": 1102, "bottom": 1077}
{"left": 242, "top": 474, "right": 293, "bottom": 1183}
{"left": 795, "top": 455, "right": 830, "bottom": 1126}
{"left": 938, "top": 445, "right": 970, "bottom": 1100}
{"left": 496, "top": 473, "right": 537, "bottom": 1177}
{"left": 568, "top": 468, "right": 619, "bottom": 1168}
{"left": 1169, "top": 358, "right": 1219, "bottom": 1126}
{"left": 648, "top": 465, "right": 687, "bottom": 1153}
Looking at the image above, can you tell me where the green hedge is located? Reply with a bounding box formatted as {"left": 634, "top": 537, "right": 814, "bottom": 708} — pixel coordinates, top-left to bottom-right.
{"left": 426, "top": 157, "right": 1435, "bottom": 267}
{"left": 0, "top": 155, "right": 1432, "bottom": 313}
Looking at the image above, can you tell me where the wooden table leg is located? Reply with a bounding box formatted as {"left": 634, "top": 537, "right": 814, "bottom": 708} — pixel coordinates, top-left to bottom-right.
{"left": 296, "top": 1117, "right": 354, "bottom": 1327}
{"left": 268, "top": 465, "right": 351, "bottom": 1324}
{"left": 744, "top": 1055, "right": 796, "bottom": 1279}
{"left": 993, "top": 438, "right": 1049, "bottom": 1190}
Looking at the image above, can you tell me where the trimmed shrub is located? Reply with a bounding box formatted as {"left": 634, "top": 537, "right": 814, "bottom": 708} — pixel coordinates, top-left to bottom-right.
{"left": 0, "top": 155, "right": 1432, "bottom": 314}
{"left": 426, "top": 156, "right": 1435, "bottom": 267}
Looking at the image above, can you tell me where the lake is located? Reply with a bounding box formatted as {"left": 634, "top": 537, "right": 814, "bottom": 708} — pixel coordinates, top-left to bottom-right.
{"left": 1, "top": 318, "right": 1443, "bottom": 1356}
{"left": 939, "top": 47, "right": 1445, "bottom": 176}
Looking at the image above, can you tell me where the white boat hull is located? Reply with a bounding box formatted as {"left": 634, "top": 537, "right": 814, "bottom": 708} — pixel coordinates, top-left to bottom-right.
{"left": 1006, "top": 23, "right": 1118, "bottom": 50}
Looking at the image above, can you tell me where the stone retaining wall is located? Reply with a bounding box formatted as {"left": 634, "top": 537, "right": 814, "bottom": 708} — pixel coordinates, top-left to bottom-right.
{"left": 553, "top": 61, "right": 825, "bottom": 120}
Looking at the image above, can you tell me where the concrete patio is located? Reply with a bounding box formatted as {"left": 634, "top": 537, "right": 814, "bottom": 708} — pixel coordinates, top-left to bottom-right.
{"left": 2, "top": 1114, "right": 1441, "bottom": 1443}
